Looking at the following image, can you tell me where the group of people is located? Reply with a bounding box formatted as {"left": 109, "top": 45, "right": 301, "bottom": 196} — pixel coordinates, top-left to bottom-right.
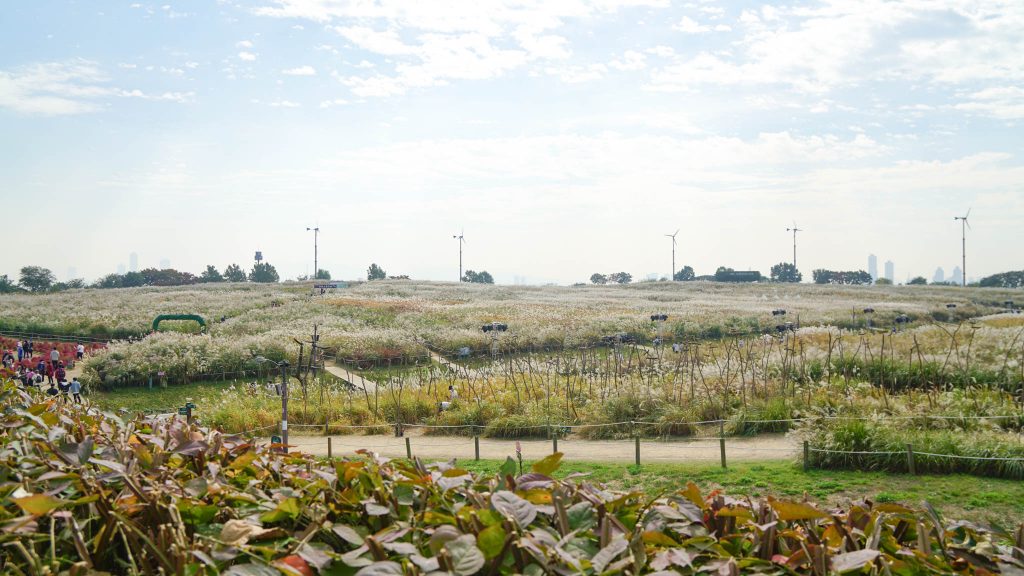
{"left": 2, "top": 340, "right": 85, "bottom": 403}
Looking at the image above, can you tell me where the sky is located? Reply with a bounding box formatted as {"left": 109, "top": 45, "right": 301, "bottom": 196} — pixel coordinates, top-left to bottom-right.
{"left": 1, "top": 0, "right": 1022, "bottom": 285}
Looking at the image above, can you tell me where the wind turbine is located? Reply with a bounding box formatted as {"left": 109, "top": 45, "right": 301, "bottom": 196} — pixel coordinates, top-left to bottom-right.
{"left": 453, "top": 230, "right": 465, "bottom": 282}
{"left": 954, "top": 209, "right": 971, "bottom": 287}
{"left": 666, "top": 229, "right": 679, "bottom": 281}
{"left": 786, "top": 222, "right": 803, "bottom": 270}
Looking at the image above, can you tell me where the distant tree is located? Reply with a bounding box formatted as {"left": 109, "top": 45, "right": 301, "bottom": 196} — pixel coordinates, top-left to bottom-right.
{"left": 609, "top": 272, "right": 632, "bottom": 284}
{"left": 813, "top": 269, "right": 873, "bottom": 285}
{"left": 673, "top": 266, "right": 695, "bottom": 281}
{"left": 249, "top": 262, "right": 280, "bottom": 283}
{"left": 92, "top": 274, "right": 123, "bottom": 289}
{"left": 19, "top": 266, "right": 55, "bottom": 292}
{"left": 770, "top": 262, "right": 802, "bottom": 283}
{"left": 908, "top": 276, "right": 928, "bottom": 285}
{"left": 315, "top": 269, "right": 331, "bottom": 280}
{"left": 200, "top": 265, "right": 224, "bottom": 283}
{"left": 140, "top": 268, "right": 198, "bottom": 287}
{"left": 875, "top": 277, "right": 893, "bottom": 285}
{"left": 51, "top": 279, "right": 86, "bottom": 291}
{"left": 224, "top": 264, "right": 247, "bottom": 282}
{"left": 462, "top": 270, "right": 495, "bottom": 284}
{"left": 590, "top": 273, "right": 608, "bottom": 285}
{"left": 122, "top": 271, "right": 146, "bottom": 287}
{"left": 0, "top": 274, "right": 18, "bottom": 293}
{"left": 367, "top": 263, "right": 387, "bottom": 280}
{"left": 979, "top": 270, "right": 1024, "bottom": 288}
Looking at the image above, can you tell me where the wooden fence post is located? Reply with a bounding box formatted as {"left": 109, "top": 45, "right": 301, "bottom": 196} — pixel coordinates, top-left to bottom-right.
{"left": 803, "top": 441, "right": 809, "bottom": 471}
{"left": 906, "top": 444, "right": 916, "bottom": 475}
{"left": 553, "top": 435, "right": 558, "bottom": 454}
{"left": 474, "top": 434, "right": 480, "bottom": 461}
{"left": 635, "top": 436, "right": 640, "bottom": 466}
{"left": 405, "top": 437, "right": 412, "bottom": 459}
{"left": 719, "top": 421, "right": 727, "bottom": 469}
{"left": 327, "top": 436, "right": 333, "bottom": 459}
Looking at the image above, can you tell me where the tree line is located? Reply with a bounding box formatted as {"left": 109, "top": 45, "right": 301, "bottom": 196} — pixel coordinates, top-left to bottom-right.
{"left": 0, "top": 262, "right": 286, "bottom": 293}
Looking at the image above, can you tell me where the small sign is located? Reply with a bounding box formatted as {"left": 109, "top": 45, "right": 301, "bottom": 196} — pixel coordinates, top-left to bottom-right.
{"left": 271, "top": 435, "right": 282, "bottom": 444}
{"left": 186, "top": 402, "right": 196, "bottom": 409}
{"left": 178, "top": 407, "right": 188, "bottom": 415}
{"left": 314, "top": 283, "right": 339, "bottom": 289}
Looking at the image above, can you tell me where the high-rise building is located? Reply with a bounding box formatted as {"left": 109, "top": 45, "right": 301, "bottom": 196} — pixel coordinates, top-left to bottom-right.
{"left": 951, "top": 266, "right": 963, "bottom": 286}
{"left": 868, "top": 254, "right": 878, "bottom": 282}
{"left": 933, "top": 267, "right": 945, "bottom": 284}
{"left": 884, "top": 260, "right": 894, "bottom": 282}
{"left": 159, "top": 258, "right": 170, "bottom": 269}
{"left": 129, "top": 252, "right": 138, "bottom": 272}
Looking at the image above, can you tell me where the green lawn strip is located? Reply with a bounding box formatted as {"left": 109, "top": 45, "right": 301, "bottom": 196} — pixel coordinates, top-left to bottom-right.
{"left": 455, "top": 459, "right": 1024, "bottom": 527}
{"left": 88, "top": 380, "right": 232, "bottom": 413}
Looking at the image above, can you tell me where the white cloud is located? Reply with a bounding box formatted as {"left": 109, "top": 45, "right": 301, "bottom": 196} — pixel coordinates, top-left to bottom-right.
{"left": 954, "top": 86, "right": 1024, "bottom": 120}
{"left": 0, "top": 60, "right": 195, "bottom": 115}
{"left": 319, "top": 98, "right": 348, "bottom": 108}
{"left": 0, "top": 60, "right": 108, "bottom": 115}
{"left": 674, "top": 16, "right": 712, "bottom": 33}
{"left": 608, "top": 50, "right": 646, "bottom": 71}
{"left": 236, "top": 40, "right": 254, "bottom": 48}
{"left": 257, "top": 0, "right": 668, "bottom": 94}
{"left": 269, "top": 99, "right": 300, "bottom": 107}
{"left": 238, "top": 51, "right": 257, "bottom": 61}
{"left": 282, "top": 65, "right": 317, "bottom": 76}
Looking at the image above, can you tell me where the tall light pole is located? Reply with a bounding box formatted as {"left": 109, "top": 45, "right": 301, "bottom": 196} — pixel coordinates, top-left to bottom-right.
{"left": 954, "top": 209, "right": 971, "bottom": 287}
{"left": 255, "top": 356, "right": 290, "bottom": 452}
{"left": 786, "top": 223, "right": 803, "bottom": 270}
{"left": 453, "top": 231, "right": 465, "bottom": 282}
{"left": 306, "top": 227, "right": 319, "bottom": 279}
{"left": 666, "top": 230, "right": 678, "bottom": 281}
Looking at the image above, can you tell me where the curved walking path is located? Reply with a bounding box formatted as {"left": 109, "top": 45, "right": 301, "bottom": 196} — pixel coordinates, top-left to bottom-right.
{"left": 282, "top": 431, "right": 798, "bottom": 463}
{"left": 324, "top": 365, "right": 376, "bottom": 393}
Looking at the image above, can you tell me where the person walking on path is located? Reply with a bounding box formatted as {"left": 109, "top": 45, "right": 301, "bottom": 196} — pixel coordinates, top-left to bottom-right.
{"left": 76, "top": 343, "right": 85, "bottom": 360}
{"left": 17, "top": 341, "right": 23, "bottom": 362}
{"left": 26, "top": 340, "right": 33, "bottom": 357}
{"left": 50, "top": 347, "right": 60, "bottom": 370}
{"left": 55, "top": 362, "right": 66, "bottom": 384}
{"left": 46, "top": 362, "right": 55, "bottom": 386}
{"left": 69, "top": 377, "right": 82, "bottom": 404}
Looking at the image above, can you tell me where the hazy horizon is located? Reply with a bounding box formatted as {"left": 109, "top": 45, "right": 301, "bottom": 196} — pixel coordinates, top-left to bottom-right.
{"left": 2, "top": 0, "right": 1022, "bottom": 285}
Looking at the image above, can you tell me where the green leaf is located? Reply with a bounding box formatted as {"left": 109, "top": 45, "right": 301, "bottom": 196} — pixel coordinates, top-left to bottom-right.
{"left": 228, "top": 450, "right": 258, "bottom": 470}
{"left": 260, "top": 497, "right": 300, "bottom": 523}
{"left": 179, "top": 503, "right": 218, "bottom": 525}
{"left": 491, "top": 490, "right": 537, "bottom": 527}
{"left": 445, "top": 534, "right": 486, "bottom": 576}
{"left": 530, "top": 452, "right": 563, "bottom": 475}
{"left": 393, "top": 484, "right": 415, "bottom": 506}
{"left": 12, "top": 494, "right": 67, "bottom": 516}
{"left": 499, "top": 456, "right": 516, "bottom": 479}
{"left": 478, "top": 524, "right": 506, "bottom": 559}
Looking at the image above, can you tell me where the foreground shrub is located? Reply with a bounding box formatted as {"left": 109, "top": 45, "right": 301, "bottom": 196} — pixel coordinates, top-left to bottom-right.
{"left": 806, "top": 418, "right": 1024, "bottom": 479}
{"left": 2, "top": 380, "right": 1024, "bottom": 574}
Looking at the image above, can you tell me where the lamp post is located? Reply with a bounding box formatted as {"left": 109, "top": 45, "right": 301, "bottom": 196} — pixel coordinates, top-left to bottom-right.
{"left": 255, "top": 356, "right": 291, "bottom": 452}
{"left": 306, "top": 227, "right": 319, "bottom": 280}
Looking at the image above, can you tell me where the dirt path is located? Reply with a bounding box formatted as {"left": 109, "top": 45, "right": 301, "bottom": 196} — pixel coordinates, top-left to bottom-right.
{"left": 282, "top": 431, "right": 798, "bottom": 463}
{"left": 324, "top": 365, "right": 376, "bottom": 393}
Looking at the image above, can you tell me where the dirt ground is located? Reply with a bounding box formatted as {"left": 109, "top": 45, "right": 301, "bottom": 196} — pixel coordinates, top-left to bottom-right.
{"left": 283, "top": 431, "right": 799, "bottom": 463}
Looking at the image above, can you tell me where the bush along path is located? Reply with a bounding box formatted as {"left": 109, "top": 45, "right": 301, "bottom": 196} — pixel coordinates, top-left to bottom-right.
{"left": 1, "top": 381, "right": 1023, "bottom": 575}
